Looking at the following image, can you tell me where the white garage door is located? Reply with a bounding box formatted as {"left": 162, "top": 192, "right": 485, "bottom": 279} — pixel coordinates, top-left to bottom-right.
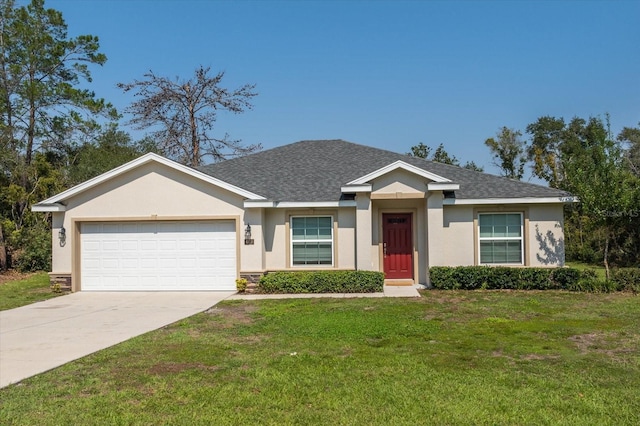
{"left": 80, "top": 221, "right": 236, "bottom": 291}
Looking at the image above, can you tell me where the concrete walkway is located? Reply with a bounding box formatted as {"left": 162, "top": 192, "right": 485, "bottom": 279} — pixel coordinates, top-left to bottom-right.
{"left": 227, "top": 285, "right": 421, "bottom": 300}
{"left": 0, "top": 291, "right": 234, "bottom": 388}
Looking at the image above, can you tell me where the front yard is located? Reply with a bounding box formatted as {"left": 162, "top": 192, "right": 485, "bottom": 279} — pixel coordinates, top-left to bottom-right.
{"left": 1, "top": 291, "right": 638, "bottom": 425}
{"left": 0, "top": 272, "right": 61, "bottom": 311}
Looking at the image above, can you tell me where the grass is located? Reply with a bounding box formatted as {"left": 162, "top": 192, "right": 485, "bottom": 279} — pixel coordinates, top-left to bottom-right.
{"left": 1, "top": 291, "right": 639, "bottom": 425}
{"left": 0, "top": 272, "right": 62, "bottom": 311}
{"left": 566, "top": 261, "right": 607, "bottom": 280}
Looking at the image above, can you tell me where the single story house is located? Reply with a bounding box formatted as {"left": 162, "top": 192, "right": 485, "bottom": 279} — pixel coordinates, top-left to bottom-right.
{"left": 33, "top": 139, "right": 574, "bottom": 292}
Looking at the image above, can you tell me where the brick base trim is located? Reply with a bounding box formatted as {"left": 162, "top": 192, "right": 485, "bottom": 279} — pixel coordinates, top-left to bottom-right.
{"left": 239, "top": 273, "right": 263, "bottom": 293}
{"left": 48, "top": 273, "right": 72, "bottom": 292}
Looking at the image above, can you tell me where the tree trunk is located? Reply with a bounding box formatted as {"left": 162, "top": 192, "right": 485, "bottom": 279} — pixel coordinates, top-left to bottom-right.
{"left": 603, "top": 231, "right": 610, "bottom": 281}
{"left": 26, "top": 94, "right": 36, "bottom": 166}
{"left": 0, "top": 225, "right": 7, "bottom": 272}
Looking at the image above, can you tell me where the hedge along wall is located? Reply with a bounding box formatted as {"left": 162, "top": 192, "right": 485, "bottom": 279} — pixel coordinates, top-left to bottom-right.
{"left": 258, "top": 270, "right": 384, "bottom": 294}
{"left": 429, "top": 266, "right": 584, "bottom": 290}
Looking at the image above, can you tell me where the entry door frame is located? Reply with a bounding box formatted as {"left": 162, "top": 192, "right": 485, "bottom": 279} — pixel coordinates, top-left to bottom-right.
{"left": 381, "top": 212, "right": 415, "bottom": 280}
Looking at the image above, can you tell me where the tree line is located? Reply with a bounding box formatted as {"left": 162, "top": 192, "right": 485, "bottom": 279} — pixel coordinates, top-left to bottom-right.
{"left": 1, "top": 0, "right": 638, "bottom": 274}
{"left": 409, "top": 117, "right": 639, "bottom": 277}
{"left": 1, "top": 0, "right": 258, "bottom": 271}
{"left": 483, "top": 117, "right": 639, "bottom": 278}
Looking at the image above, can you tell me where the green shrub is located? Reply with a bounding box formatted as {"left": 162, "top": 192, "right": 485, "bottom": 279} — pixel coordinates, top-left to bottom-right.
{"left": 429, "top": 266, "right": 583, "bottom": 290}
{"left": 258, "top": 270, "right": 384, "bottom": 294}
{"left": 12, "top": 224, "right": 51, "bottom": 272}
{"left": 518, "top": 268, "right": 555, "bottom": 290}
{"left": 235, "top": 278, "right": 248, "bottom": 293}
{"left": 569, "top": 277, "right": 618, "bottom": 293}
{"left": 550, "top": 268, "right": 581, "bottom": 289}
{"left": 612, "top": 268, "right": 640, "bottom": 294}
{"left": 429, "top": 267, "right": 458, "bottom": 289}
{"left": 485, "top": 267, "right": 520, "bottom": 290}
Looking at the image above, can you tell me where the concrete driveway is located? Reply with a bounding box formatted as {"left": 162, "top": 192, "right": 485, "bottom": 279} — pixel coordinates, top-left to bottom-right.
{"left": 0, "top": 291, "right": 234, "bottom": 388}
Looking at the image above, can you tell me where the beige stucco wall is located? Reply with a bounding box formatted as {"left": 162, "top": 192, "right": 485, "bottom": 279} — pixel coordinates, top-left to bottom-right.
{"left": 372, "top": 169, "right": 429, "bottom": 195}
{"left": 442, "top": 205, "right": 475, "bottom": 266}
{"left": 527, "top": 204, "right": 565, "bottom": 267}
{"left": 437, "top": 203, "right": 567, "bottom": 268}
{"left": 263, "top": 207, "right": 356, "bottom": 271}
{"left": 51, "top": 162, "right": 264, "bottom": 282}
{"left": 264, "top": 209, "right": 286, "bottom": 269}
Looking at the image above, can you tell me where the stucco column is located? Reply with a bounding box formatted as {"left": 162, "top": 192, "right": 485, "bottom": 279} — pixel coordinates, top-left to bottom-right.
{"left": 240, "top": 208, "right": 264, "bottom": 274}
{"left": 426, "top": 191, "right": 444, "bottom": 267}
{"left": 355, "top": 193, "right": 374, "bottom": 271}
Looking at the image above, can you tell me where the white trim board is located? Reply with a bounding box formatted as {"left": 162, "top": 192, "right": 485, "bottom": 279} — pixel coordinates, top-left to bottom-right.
{"left": 346, "top": 160, "right": 451, "bottom": 185}
{"left": 244, "top": 200, "right": 358, "bottom": 208}
{"left": 443, "top": 196, "right": 577, "bottom": 205}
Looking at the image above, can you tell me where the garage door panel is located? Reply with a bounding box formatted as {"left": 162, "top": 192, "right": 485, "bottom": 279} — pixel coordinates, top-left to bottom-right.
{"left": 81, "top": 220, "right": 236, "bottom": 291}
{"left": 102, "top": 241, "right": 120, "bottom": 251}
{"left": 121, "top": 258, "right": 139, "bottom": 269}
{"left": 121, "top": 240, "right": 138, "bottom": 250}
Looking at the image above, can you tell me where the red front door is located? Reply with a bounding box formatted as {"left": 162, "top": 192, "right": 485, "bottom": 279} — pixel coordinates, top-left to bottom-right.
{"left": 382, "top": 213, "right": 413, "bottom": 279}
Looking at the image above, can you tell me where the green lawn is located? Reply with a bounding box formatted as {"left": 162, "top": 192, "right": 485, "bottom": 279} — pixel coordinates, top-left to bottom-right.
{"left": 0, "top": 272, "right": 62, "bottom": 311}
{"left": 1, "top": 291, "right": 639, "bottom": 425}
{"left": 566, "top": 261, "right": 607, "bottom": 280}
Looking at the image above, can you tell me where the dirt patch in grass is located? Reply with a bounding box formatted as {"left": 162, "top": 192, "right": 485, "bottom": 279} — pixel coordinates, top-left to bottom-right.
{"left": 205, "top": 304, "right": 258, "bottom": 327}
{"left": 430, "top": 296, "right": 468, "bottom": 305}
{"left": 569, "top": 332, "right": 639, "bottom": 362}
{"left": 569, "top": 332, "right": 602, "bottom": 353}
{"left": 0, "top": 271, "right": 34, "bottom": 285}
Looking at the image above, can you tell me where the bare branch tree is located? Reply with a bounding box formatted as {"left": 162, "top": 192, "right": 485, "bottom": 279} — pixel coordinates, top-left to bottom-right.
{"left": 118, "top": 65, "right": 260, "bottom": 167}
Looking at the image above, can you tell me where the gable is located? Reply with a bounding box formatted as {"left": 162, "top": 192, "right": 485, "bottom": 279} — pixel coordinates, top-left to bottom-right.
{"left": 346, "top": 160, "right": 451, "bottom": 185}
{"left": 64, "top": 161, "right": 246, "bottom": 216}
{"left": 370, "top": 168, "right": 430, "bottom": 197}
{"left": 33, "top": 153, "right": 264, "bottom": 211}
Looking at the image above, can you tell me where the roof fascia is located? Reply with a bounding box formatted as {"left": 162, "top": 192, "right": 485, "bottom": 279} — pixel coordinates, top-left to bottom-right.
{"left": 427, "top": 182, "right": 460, "bottom": 191}
{"left": 340, "top": 184, "right": 372, "bottom": 193}
{"left": 244, "top": 200, "right": 276, "bottom": 208}
{"left": 33, "top": 153, "right": 266, "bottom": 207}
{"left": 346, "top": 160, "right": 451, "bottom": 185}
{"left": 244, "top": 200, "right": 358, "bottom": 209}
{"left": 31, "top": 203, "right": 66, "bottom": 212}
{"left": 443, "top": 196, "right": 578, "bottom": 205}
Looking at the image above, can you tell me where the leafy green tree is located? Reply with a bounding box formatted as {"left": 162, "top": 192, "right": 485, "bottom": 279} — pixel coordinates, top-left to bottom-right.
{"left": 408, "top": 142, "right": 483, "bottom": 171}
{"left": 484, "top": 126, "right": 526, "bottom": 180}
{"left": 525, "top": 116, "right": 566, "bottom": 188}
{"left": 407, "top": 142, "right": 431, "bottom": 159}
{"left": 526, "top": 116, "right": 618, "bottom": 190}
{"left": 462, "top": 161, "right": 484, "bottom": 172}
{"left": 66, "top": 126, "right": 155, "bottom": 185}
{"left": 118, "top": 65, "right": 259, "bottom": 167}
{"left": 432, "top": 143, "right": 459, "bottom": 165}
{"left": 618, "top": 123, "right": 640, "bottom": 176}
{"left": 0, "top": 0, "right": 115, "bottom": 270}
{"left": 0, "top": 0, "right": 116, "bottom": 166}
{"left": 562, "top": 121, "right": 638, "bottom": 278}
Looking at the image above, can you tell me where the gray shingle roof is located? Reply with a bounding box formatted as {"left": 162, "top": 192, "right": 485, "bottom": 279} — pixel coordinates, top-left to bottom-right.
{"left": 198, "top": 139, "right": 571, "bottom": 202}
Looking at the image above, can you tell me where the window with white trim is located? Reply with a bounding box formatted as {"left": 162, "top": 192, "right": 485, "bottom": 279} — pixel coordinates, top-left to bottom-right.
{"left": 291, "top": 216, "right": 333, "bottom": 266}
{"left": 478, "top": 213, "right": 523, "bottom": 264}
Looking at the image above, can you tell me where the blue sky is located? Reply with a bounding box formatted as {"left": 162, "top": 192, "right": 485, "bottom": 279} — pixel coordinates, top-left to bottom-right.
{"left": 49, "top": 0, "right": 639, "bottom": 177}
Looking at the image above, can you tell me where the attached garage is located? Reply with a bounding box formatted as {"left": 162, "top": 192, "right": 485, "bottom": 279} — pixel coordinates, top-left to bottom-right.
{"left": 80, "top": 220, "right": 237, "bottom": 291}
